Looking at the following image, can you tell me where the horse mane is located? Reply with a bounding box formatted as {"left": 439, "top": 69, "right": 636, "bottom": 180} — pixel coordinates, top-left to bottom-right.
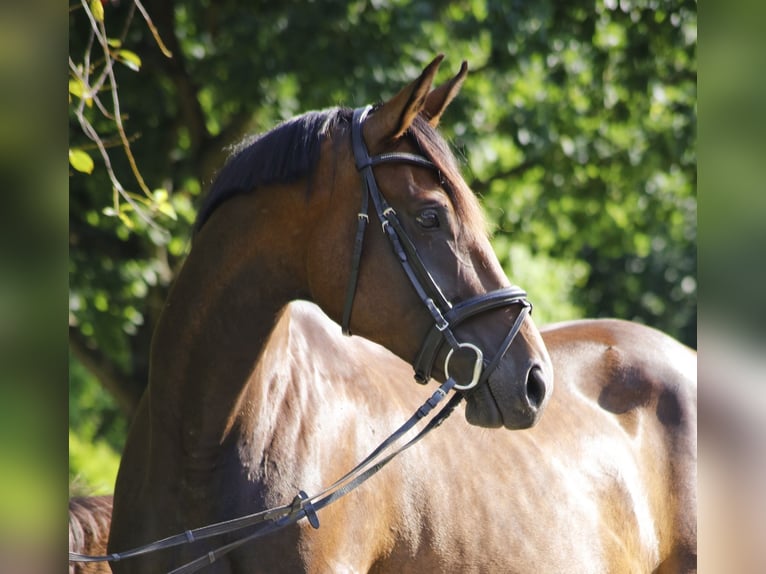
{"left": 69, "top": 495, "right": 113, "bottom": 573}
{"left": 195, "top": 108, "right": 351, "bottom": 232}
{"left": 195, "top": 107, "right": 487, "bottom": 241}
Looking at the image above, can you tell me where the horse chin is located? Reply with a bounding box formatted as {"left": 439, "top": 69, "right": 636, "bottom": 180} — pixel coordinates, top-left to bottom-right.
{"left": 464, "top": 381, "right": 541, "bottom": 430}
{"left": 464, "top": 388, "right": 503, "bottom": 428}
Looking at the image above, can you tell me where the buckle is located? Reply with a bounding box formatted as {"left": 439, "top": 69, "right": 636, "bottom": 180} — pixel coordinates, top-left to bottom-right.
{"left": 444, "top": 342, "right": 484, "bottom": 391}
{"left": 425, "top": 298, "right": 449, "bottom": 331}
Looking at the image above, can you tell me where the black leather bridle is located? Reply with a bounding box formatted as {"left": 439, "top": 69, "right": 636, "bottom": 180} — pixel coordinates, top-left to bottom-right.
{"left": 343, "top": 105, "right": 532, "bottom": 391}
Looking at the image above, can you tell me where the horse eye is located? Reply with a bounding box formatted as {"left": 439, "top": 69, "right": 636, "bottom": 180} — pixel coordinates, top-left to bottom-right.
{"left": 415, "top": 209, "right": 440, "bottom": 229}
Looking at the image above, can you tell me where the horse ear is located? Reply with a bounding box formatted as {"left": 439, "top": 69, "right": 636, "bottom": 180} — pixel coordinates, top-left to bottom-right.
{"left": 364, "top": 54, "right": 444, "bottom": 147}
{"left": 423, "top": 61, "right": 468, "bottom": 127}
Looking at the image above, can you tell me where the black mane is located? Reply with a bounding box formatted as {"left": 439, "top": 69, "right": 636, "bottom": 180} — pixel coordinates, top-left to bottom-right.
{"left": 195, "top": 107, "right": 351, "bottom": 231}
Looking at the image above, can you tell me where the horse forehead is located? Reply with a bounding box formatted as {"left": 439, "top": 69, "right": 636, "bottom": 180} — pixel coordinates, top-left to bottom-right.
{"left": 378, "top": 165, "right": 445, "bottom": 201}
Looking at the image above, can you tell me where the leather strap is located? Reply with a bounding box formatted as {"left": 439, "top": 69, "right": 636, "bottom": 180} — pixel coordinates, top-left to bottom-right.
{"left": 341, "top": 187, "right": 369, "bottom": 335}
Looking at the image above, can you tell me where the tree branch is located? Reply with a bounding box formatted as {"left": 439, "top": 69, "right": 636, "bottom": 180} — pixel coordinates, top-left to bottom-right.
{"left": 151, "top": 0, "right": 210, "bottom": 160}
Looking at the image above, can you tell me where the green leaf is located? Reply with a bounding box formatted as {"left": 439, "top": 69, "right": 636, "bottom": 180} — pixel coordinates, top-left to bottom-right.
{"left": 116, "top": 50, "right": 142, "bottom": 72}
{"left": 68, "top": 78, "right": 84, "bottom": 98}
{"left": 91, "top": 0, "right": 104, "bottom": 22}
{"left": 152, "top": 188, "right": 169, "bottom": 203}
{"left": 117, "top": 211, "right": 134, "bottom": 229}
{"left": 68, "top": 78, "right": 93, "bottom": 107}
{"left": 69, "top": 149, "right": 95, "bottom": 174}
{"left": 158, "top": 202, "right": 177, "bottom": 221}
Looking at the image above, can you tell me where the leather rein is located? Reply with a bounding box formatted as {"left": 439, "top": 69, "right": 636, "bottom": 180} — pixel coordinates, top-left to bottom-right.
{"left": 69, "top": 106, "right": 534, "bottom": 573}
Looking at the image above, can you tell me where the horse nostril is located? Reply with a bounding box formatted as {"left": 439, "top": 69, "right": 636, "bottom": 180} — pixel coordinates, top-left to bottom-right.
{"left": 526, "top": 366, "right": 546, "bottom": 409}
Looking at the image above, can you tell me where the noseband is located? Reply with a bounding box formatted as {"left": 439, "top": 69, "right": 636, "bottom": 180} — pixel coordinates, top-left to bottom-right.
{"left": 342, "top": 105, "right": 532, "bottom": 391}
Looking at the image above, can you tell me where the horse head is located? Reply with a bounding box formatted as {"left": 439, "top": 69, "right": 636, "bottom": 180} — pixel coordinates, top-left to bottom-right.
{"left": 305, "top": 56, "right": 553, "bottom": 429}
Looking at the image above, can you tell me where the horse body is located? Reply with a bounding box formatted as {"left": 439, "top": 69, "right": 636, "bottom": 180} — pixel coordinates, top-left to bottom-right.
{"left": 108, "top": 302, "right": 695, "bottom": 573}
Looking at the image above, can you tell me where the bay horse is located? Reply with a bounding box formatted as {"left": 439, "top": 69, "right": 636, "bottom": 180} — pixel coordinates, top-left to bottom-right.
{"left": 103, "top": 56, "right": 696, "bottom": 572}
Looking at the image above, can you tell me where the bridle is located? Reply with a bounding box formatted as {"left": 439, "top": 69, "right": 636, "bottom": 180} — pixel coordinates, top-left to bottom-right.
{"left": 69, "top": 106, "right": 536, "bottom": 573}
{"left": 343, "top": 105, "right": 532, "bottom": 391}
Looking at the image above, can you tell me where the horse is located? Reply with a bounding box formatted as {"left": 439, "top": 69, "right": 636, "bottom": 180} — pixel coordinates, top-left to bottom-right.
{"left": 69, "top": 495, "right": 113, "bottom": 574}
{"left": 103, "top": 56, "right": 696, "bottom": 572}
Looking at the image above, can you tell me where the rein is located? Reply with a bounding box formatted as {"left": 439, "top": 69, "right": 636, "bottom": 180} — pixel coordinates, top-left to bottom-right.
{"left": 69, "top": 379, "right": 463, "bottom": 573}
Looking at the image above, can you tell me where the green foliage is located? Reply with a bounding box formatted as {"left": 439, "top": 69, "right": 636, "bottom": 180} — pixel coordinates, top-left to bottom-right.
{"left": 69, "top": 430, "right": 121, "bottom": 496}
{"left": 69, "top": 0, "right": 696, "bottom": 478}
{"left": 494, "top": 242, "right": 589, "bottom": 327}
{"left": 69, "top": 353, "right": 124, "bottom": 493}
{"left": 69, "top": 353, "right": 126, "bottom": 452}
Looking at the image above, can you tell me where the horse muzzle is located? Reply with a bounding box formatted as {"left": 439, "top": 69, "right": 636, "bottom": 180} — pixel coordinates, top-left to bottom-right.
{"left": 461, "top": 361, "right": 550, "bottom": 429}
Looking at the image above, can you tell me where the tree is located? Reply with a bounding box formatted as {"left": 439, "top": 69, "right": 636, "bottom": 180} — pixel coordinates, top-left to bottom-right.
{"left": 69, "top": 0, "right": 696, "bottom": 491}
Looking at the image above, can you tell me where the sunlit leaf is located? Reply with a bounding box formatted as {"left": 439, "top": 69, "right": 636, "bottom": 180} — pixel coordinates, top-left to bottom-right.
{"left": 116, "top": 49, "right": 142, "bottom": 72}
{"left": 68, "top": 78, "right": 93, "bottom": 107}
{"left": 118, "top": 211, "right": 134, "bottom": 229}
{"left": 158, "top": 202, "right": 177, "bottom": 221}
{"left": 152, "top": 188, "right": 169, "bottom": 203}
{"left": 90, "top": 0, "right": 104, "bottom": 22}
{"left": 69, "top": 149, "right": 95, "bottom": 174}
{"left": 68, "top": 78, "right": 84, "bottom": 98}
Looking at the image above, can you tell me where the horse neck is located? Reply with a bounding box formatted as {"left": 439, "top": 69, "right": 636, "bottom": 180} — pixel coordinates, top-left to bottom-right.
{"left": 147, "top": 187, "right": 314, "bottom": 460}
